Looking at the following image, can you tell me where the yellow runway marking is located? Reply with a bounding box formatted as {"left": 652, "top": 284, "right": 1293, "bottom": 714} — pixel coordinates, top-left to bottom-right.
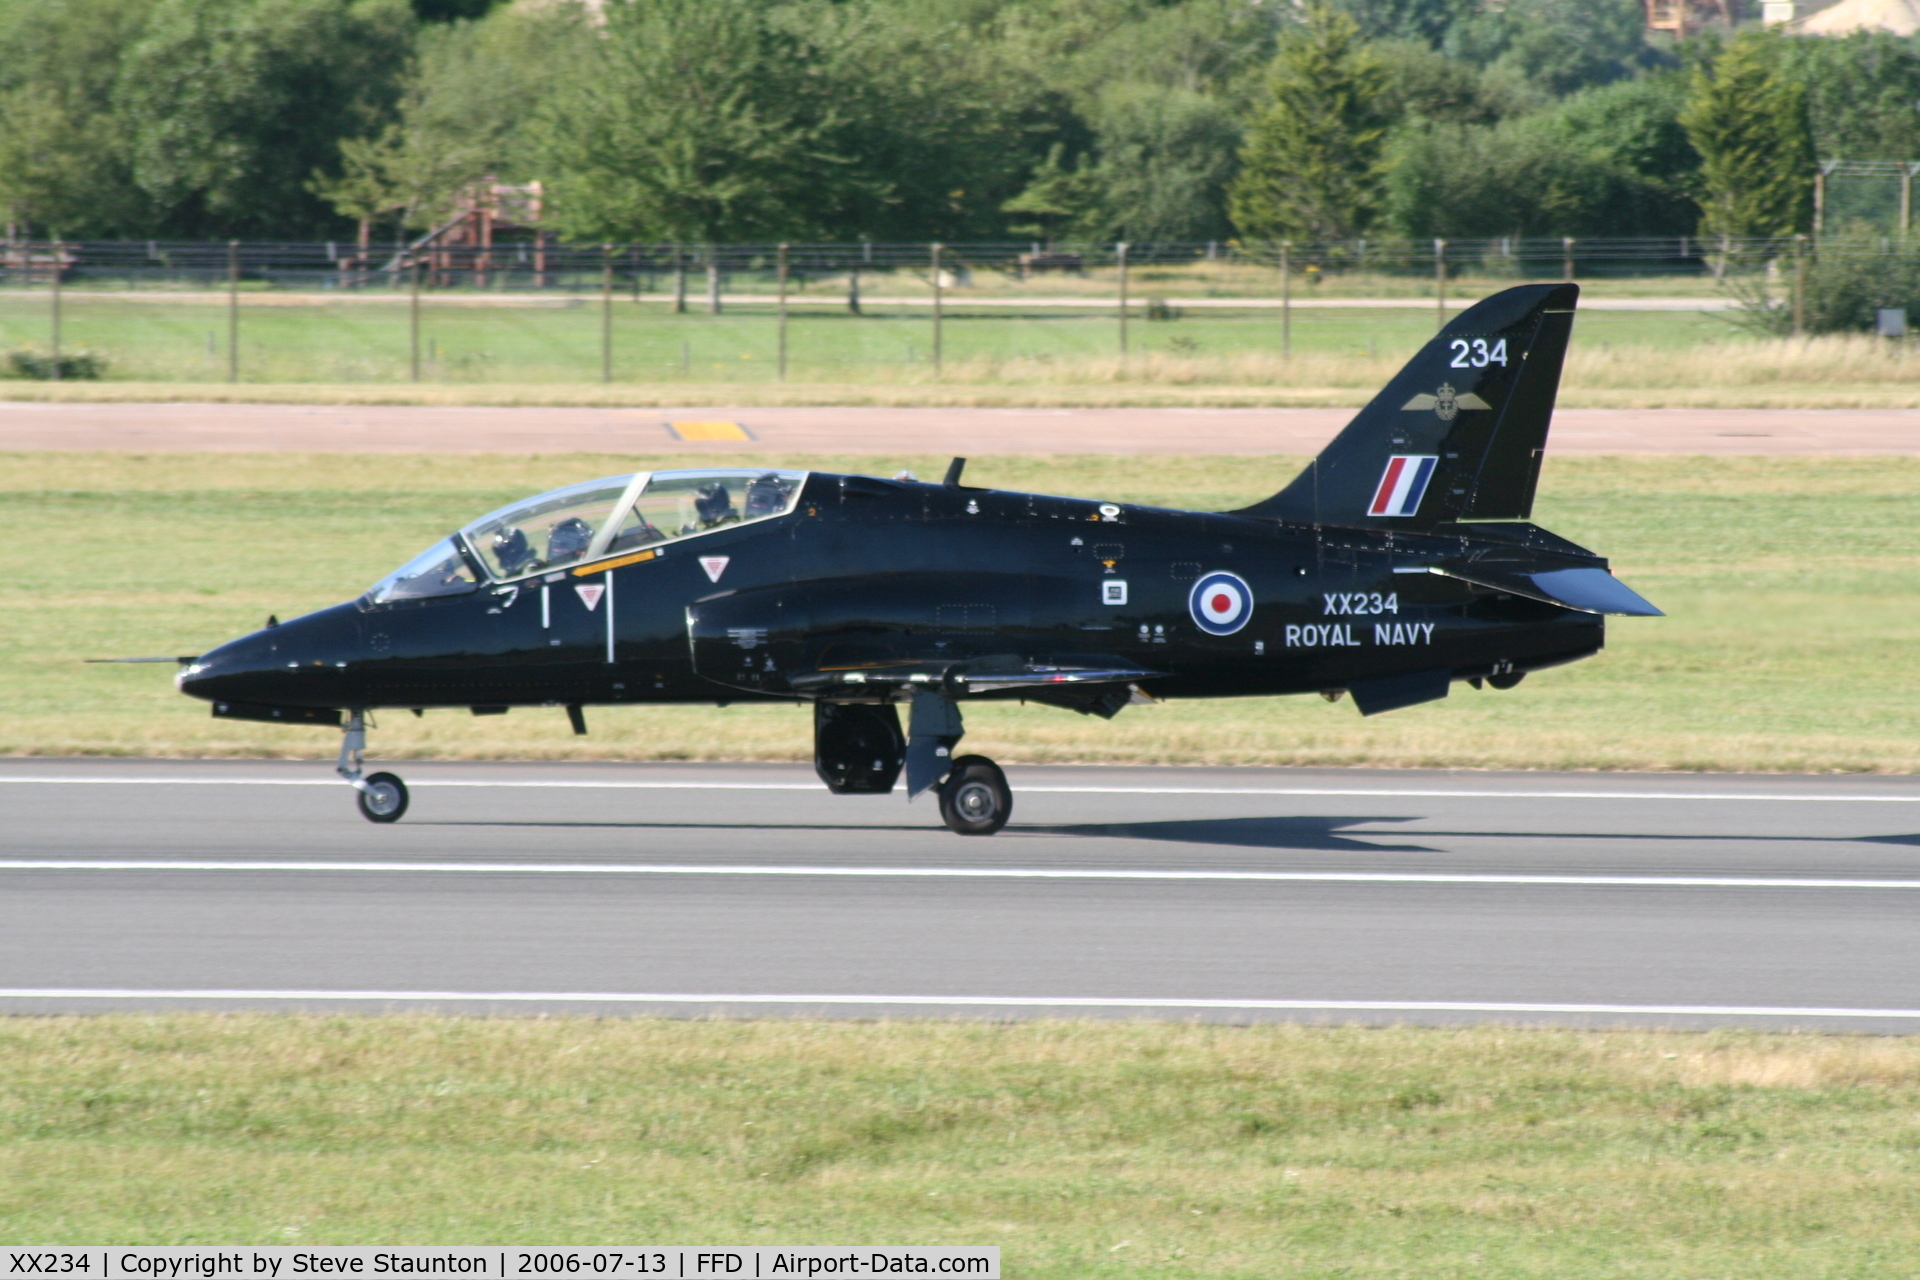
{"left": 667, "top": 420, "right": 753, "bottom": 442}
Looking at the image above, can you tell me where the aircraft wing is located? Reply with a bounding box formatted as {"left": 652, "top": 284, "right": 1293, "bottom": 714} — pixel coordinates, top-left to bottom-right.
{"left": 1399, "top": 560, "right": 1662, "bottom": 616}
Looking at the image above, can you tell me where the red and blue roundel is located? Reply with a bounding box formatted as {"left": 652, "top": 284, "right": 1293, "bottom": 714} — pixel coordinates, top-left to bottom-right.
{"left": 1189, "top": 571, "right": 1253, "bottom": 635}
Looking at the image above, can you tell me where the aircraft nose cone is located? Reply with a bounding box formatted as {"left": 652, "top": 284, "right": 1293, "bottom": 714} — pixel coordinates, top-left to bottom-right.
{"left": 177, "top": 604, "right": 362, "bottom": 707}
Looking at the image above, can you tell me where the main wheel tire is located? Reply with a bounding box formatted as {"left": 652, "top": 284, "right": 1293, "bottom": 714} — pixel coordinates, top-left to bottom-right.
{"left": 938, "top": 755, "right": 1011, "bottom": 836}
{"left": 356, "top": 771, "right": 409, "bottom": 823}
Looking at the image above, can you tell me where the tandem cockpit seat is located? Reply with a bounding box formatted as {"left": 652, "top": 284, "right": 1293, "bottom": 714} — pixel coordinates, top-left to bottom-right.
{"left": 436, "top": 468, "right": 809, "bottom": 586}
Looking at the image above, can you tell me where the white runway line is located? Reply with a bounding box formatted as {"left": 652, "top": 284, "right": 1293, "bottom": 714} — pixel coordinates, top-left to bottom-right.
{"left": 0, "top": 988, "right": 1912, "bottom": 1019}
{"left": 4, "top": 859, "right": 1918, "bottom": 890}
{"left": 2, "top": 775, "right": 1918, "bottom": 803}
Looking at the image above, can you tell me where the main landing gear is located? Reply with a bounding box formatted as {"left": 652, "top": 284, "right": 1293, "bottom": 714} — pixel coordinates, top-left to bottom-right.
{"left": 938, "top": 755, "right": 1012, "bottom": 836}
{"left": 815, "top": 692, "right": 1012, "bottom": 835}
{"left": 338, "top": 710, "right": 409, "bottom": 823}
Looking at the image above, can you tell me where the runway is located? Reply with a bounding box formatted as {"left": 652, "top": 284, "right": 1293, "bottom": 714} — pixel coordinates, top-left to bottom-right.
{"left": 2, "top": 401, "right": 1918, "bottom": 454}
{"left": 4, "top": 759, "right": 1919, "bottom": 1030}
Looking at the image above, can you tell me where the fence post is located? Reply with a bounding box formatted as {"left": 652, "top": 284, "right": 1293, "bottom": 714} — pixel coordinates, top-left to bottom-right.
{"left": 706, "top": 248, "right": 721, "bottom": 315}
{"left": 848, "top": 264, "right": 861, "bottom": 315}
{"left": 673, "top": 245, "right": 687, "bottom": 313}
{"left": 1116, "top": 241, "right": 1129, "bottom": 358}
{"left": 777, "top": 242, "right": 789, "bottom": 381}
{"left": 931, "top": 242, "right": 943, "bottom": 375}
{"left": 1792, "top": 233, "right": 1807, "bottom": 336}
{"left": 49, "top": 238, "right": 62, "bottom": 381}
{"left": 601, "top": 244, "right": 614, "bottom": 384}
{"left": 1280, "top": 240, "right": 1291, "bottom": 360}
{"left": 1434, "top": 238, "right": 1446, "bottom": 332}
{"left": 1562, "top": 236, "right": 1575, "bottom": 283}
{"left": 1904, "top": 165, "right": 1916, "bottom": 239}
{"left": 1814, "top": 163, "right": 1830, "bottom": 239}
{"left": 410, "top": 253, "right": 422, "bottom": 383}
{"left": 227, "top": 240, "right": 240, "bottom": 383}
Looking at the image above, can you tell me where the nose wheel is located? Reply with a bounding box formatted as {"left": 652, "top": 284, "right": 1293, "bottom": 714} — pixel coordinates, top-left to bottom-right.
{"left": 337, "top": 710, "right": 409, "bottom": 823}
{"left": 938, "top": 755, "right": 1012, "bottom": 835}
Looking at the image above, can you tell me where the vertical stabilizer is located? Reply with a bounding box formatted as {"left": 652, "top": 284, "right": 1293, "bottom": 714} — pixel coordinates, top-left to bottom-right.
{"left": 1236, "top": 283, "right": 1578, "bottom": 528}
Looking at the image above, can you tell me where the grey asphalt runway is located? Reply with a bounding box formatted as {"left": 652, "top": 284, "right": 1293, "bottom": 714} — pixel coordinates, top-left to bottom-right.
{"left": 4, "top": 759, "right": 1920, "bottom": 1030}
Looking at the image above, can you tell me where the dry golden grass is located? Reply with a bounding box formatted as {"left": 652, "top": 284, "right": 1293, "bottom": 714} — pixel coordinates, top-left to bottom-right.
{"left": 5, "top": 332, "right": 1918, "bottom": 408}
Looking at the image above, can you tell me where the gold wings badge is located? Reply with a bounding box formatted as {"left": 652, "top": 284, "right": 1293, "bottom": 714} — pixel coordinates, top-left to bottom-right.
{"left": 1401, "top": 382, "right": 1490, "bottom": 422}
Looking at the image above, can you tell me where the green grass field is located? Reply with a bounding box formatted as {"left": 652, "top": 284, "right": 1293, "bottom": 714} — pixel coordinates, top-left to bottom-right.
{"left": 5, "top": 1015, "right": 1920, "bottom": 1275}
{"left": 6, "top": 451, "right": 1918, "bottom": 773}
{"left": 0, "top": 294, "right": 1731, "bottom": 385}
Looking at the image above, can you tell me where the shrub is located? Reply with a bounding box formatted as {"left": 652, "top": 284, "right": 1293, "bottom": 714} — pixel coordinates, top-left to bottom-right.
{"left": 5, "top": 350, "right": 107, "bottom": 379}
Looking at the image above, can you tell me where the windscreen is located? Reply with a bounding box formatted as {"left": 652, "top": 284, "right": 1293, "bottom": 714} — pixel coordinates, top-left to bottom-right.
{"left": 365, "top": 539, "right": 478, "bottom": 604}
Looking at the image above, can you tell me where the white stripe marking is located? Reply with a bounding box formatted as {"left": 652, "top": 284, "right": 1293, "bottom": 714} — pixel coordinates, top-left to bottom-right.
{"left": 0, "top": 988, "right": 1914, "bottom": 1019}
{"left": 1, "top": 859, "right": 1914, "bottom": 889}
{"left": 1, "top": 776, "right": 1917, "bottom": 803}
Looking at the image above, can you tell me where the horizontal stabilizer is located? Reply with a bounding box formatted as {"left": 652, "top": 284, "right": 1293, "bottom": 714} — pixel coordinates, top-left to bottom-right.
{"left": 1407, "top": 562, "right": 1661, "bottom": 616}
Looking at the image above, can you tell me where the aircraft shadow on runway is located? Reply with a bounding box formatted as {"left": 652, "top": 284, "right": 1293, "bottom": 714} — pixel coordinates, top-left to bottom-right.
{"left": 1037, "top": 820, "right": 1920, "bottom": 853}
{"left": 1025, "top": 815, "right": 1433, "bottom": 852}
{"left": 415, "top": 813, "right": 1431, "bottom": 851}
{"left": 415, "top": 814, "right": 1920, "bottom": 853}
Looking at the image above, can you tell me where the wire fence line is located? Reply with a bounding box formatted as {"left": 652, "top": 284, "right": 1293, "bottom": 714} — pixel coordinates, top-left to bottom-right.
{"left": 0, "top": 235, "right": 1880, "bottom": 292}
{"left": 0, "top": 235, "right": 1864, "bottom": 385}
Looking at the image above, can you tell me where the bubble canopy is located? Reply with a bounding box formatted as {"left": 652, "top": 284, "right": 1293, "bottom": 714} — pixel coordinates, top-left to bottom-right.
{"left": 363, "top": 469, "right": 808, "bottom": 603}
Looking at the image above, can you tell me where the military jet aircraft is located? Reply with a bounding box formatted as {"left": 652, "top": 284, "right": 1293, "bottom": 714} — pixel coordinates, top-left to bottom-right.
{"left": 171, "top": 282, "right": 1657, "bottom": 834}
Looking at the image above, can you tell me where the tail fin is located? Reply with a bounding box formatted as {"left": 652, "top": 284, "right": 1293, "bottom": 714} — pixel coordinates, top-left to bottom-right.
{"left": 1236, "top": 283, "right": 1578, "bottom": 529}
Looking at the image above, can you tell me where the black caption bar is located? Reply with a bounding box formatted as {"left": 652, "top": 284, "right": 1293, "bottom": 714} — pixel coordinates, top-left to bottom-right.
{"left": 4, "top": 1251, "right": 997, "bottom": 1280}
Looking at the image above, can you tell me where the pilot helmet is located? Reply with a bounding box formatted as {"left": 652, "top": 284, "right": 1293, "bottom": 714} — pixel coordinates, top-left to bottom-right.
{"left": 694, "top": 481, "right": 734, "bottom": 524}
{"left": 491, "top": 526, "right": 532, "bottom": 572}
{"left": 744, "top": 472, "right": 792, "bottom": 518}
{"left": 546, "top": 516, "right": 593, "bottom": 562}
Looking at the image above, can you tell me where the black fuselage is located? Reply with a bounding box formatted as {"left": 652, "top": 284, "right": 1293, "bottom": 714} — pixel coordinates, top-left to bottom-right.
{"left": 178, "top": 470, "right": 1604, "bottom": 717}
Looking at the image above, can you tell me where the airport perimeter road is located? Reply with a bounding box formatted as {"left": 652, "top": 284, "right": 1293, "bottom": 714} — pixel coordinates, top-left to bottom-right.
{"left": 2, "top": 402, "right": 1919, "bottom": 455}
{"left": 4, "top": 759, "right": 1920, "bottom": 1031}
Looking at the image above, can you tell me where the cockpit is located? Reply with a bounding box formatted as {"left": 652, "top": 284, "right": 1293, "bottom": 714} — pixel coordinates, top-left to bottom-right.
{"left": 363, "top": 468, "right": 808, "bottom": 605}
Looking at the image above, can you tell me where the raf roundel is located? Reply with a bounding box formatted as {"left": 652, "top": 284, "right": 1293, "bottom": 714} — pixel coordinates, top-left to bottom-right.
{"left": 1189, "top": 571, "right": 1254, "bottom": 636}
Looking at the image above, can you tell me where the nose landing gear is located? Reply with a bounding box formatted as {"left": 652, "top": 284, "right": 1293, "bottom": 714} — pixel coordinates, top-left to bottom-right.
{"left": 338, "top": 710, "right": 409, "bottom": 823}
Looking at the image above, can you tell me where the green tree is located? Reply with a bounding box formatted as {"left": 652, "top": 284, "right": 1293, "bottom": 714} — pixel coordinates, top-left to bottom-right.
{"left": 534, "top": 0, "right": 852, "bottom": 243}
{"left": 117, "top": 0, "right": 415, "bottom": 238}
{"left": 1680, "top": 32, "right": 1814, "bottom": 241}
{"left": 1444, "top": 0, "right": 1649, "bottom": 98}
{"left": 1333, "top": 0, "right": 1473, "bottom": 47}
{"left": 1083, "top": 84, "right": 1239, "bottom": 241}
{"left": 1782, "top": 30, "right": 1920, "bottom": 163}
{"left": 313, "top": 4, "right": 579, "bottom": 241}
{"left": 1001, "top": 144, "right": 1104, "bottom": 242}
{"left": 796, "top": 0, "right": 1056, "bottom": 240}
{"left": 1386, "top": 76, "right": 1699, "bottom": 240}
{"left": 0, "top": 0, "right": 158, "bottom": 236}
{"left": 1227, "top": 2, "right": 1389, "bottom": 243}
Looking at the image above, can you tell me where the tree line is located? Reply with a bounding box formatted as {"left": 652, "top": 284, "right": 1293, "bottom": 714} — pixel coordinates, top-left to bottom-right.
{"left": 0, "top": 0, "right": 1916, "bottom": 246}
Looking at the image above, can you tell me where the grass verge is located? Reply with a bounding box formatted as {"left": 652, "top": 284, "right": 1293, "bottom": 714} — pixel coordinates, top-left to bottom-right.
{"left": 6, "top": 452, "right": 1919, "bottom": 772}
{"left": 4, "top": 1014, "right": 1920, "bottom": 1275}
{"left": 5, "top": 298, "right": 1919, "bottom": 407}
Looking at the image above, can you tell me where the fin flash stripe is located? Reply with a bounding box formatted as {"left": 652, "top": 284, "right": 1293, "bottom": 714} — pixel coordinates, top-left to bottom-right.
{"left": 1369, "top": 455, "right": 1439, "bottom": 518}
